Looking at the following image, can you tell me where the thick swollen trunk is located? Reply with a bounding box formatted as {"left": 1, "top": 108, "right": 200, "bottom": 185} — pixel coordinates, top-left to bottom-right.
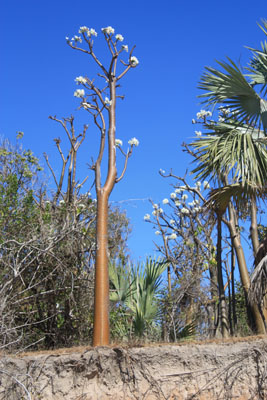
{"left": 93, "top": 193, "right": 110, "bottom": 346}
{"left": 227, "top": 203, "right": 265, "bottom": 334}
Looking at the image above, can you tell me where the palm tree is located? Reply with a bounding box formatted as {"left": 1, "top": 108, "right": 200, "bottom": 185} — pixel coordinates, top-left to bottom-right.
{"left": 109, "top": 258, "right": 168, "bottom": 339}
{"left": 190, "top": 20, "right": 267, "bottom": 333}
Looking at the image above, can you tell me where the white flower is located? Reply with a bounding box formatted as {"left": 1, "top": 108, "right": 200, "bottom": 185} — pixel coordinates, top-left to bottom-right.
{"left": 168, "top": 233, "right": 177, "bottom": 240}
{"left": 115, "top": 34, "right": 124, "bottom": 42}
{"left": 175, "top": 201, "right": 181, "bottom": 207}
{"left": 195, "top": 131, "right": 202, "bottom": 137}
{"left": 144, "top": 214, "right": 150, "bottom": 221}
{"left": 79, "top": 26, "right": 89, "bottom": 33}
{"left": 130, "top": 56, "right": 139, "bottom": 66}
{"left": 162, "top": 198, "right": 169, "bottom": 204}
{"left": 196, "top": 110, "right": 212, "bottom": 119}
{"left": 82, "top": 102, "right": 91, "bottom": 109}
{"left": 65, "top": 36, "right": 70, "bottom": 41}
{"left": 102, "top": 26, "right": 115, "bottom": 35}
{"left": 182, "top": 194, "right": 188, "bottom": 201}
{"left": 88, "top": 28, "right": 97, "bottom": 37}
{"left": 74, "top": 89, "right": 85, "bottom": 98}
{"left": 194, "top": 199, "right": 200, "bottom": 205}
{"left": 181, "top": 207, "right": 189, "bottom": 214}
{"left": 128, "top": 137, "right": 139, "bottom": 147}
{"left": 170, "top": 192, "right": 176, "bottom": 199}
{"left": 59, "top": 200, "right": 65, "bottom": 205}
{"left": 203, "top": 181, "right": 210, "bottom": 189}
{"left": 152, "top": 210, "right": 157, "bottom": 216}
{"left": 75, "top": 76, "right": 87, "bottom": 85}
{"left": 153, "top": 204, "right": 159, "bottom": 209}
{"left": 175, "top": 188, "right": 182, "bottom": 194}
{"left": 155, "top": 230, "right": 161, "bottom": 235}
{"left": 192, "top": 119, "right": 196, "bottom": 124}
{"left": 159, "top": 169, "right": 165, "bottom": 174}
{"left": 196, "top": 181, "right": 201, "bottom": 188}
{"left": 159, "top": 208, "right": 163, "bottom": 214}
{"left": 74, "top": 35, "right": 82, "bottom": 43}
{"left": 170, "top": 219, "right": 175, "bottom": 225}
{"left": 188, "top": 202, "right": 194, "bottom": 207}
{"left": 122, "top": 45, "right": 128, "bottom": 52}
{"left": 115, "top": 139, "right": 123, "bottom": 147}
{"left": 218, "top": 115, "right": 225, "bottom": 122}
{"left": 104, "top": 97, "right": 112, "bottom": 106}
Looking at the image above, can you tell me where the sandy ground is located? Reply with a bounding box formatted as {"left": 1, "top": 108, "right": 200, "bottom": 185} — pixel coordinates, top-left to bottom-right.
{"left": 1, "top": 335, "right": 267, "bottom": 399}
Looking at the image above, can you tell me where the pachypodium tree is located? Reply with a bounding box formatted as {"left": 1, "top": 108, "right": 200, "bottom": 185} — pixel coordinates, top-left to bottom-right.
{"left": 66, "top": 25, "right": 139, "bottom": 345}
{"left": 144, "top": 174, "right": 220, "bottom": 339}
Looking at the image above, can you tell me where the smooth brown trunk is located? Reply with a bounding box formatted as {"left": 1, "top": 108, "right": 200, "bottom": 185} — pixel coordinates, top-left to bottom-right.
{"left": 93, "top": 193, "right": 110, "bottom": 346}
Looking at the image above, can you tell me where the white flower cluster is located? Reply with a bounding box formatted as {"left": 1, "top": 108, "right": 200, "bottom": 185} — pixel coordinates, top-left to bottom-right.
{"left": 195, "top": 130, "right": 202, "bottom": 137}
{"left": 75, "top": 76, "right": 87, "bottom": 85}
{"left": 102, "top": 26, "right": 115, "bottom": 35}
{"left": 104, "top": 97, "right": 112, "bottom": 106}
{"left": 196, "top": 110, "right": 212, "bottom": 119}
{"left": 74, "top": 89, "right": 85, "bottom": 98}
{"left": 130, "top": 56, "right": 139, "bottom": 66}
{"left": 79, "top": 26, "right": 88, "bottom": 33}
{"left": 162, "top": 198, "right": 169, "bottom": 204}
{"left": 115, "top": 139, "right": 123, "bottom": 147}
{"left": 128, "top": 137, "right": 139, "bottom": 146}
{"left": 181, "top": 207, "right": 189, "bottom": 214}
{"left": 144, "top": 214, "right": 150, "bottom": 221}
{"left": 115, "top": 34, "right": 124, "bottom": 42}
{"left": 78, "top": 26, "right": 98, "bottom": 37}
{"left": 170, "top": 219, "right": 175, "bottom": 225}
{"left": 82, "top": 102, "right": 91, "bottom": 109}
{"left": 152, "top": 208, "right": 163, "bottom": 216}
{"left": 170, "top": 192, "right": 176, "bottom": 199}
{"left": 168, "top": 233, "right": 177, "bottom": 240}
{"left": 72, "top": 35, "right": 82, "bottom": 43}
{"left": 155, "top": 230, "right": 161, "bottom": 235}
{"left": 122, "top": 45, "right": 128, "bottom": 52}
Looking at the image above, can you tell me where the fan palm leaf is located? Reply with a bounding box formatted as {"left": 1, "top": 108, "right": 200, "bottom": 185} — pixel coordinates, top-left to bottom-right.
{"left": 191, "top": 123, "right": 267, "bottom": 188}
{"left": 199, "top": 58, "right": 267, "bottom": 131}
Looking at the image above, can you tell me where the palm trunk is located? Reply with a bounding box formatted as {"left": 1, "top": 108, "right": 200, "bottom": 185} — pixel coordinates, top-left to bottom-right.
{"left": 216, "top": 212, "right": 229, "bottom": 338}
{"left": 250, "top": 195, "right": 260, "bottom": 256}
{"left": 227, "top": 202, "right": 265, "bottom": 334}
{"left": 250, "top": 195, "right": 267, "bottom": 325}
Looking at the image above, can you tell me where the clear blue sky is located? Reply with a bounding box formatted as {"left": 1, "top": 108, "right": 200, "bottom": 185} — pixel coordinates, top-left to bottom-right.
{"left": 1, "top": 0, "right": 267, "bottom": 262}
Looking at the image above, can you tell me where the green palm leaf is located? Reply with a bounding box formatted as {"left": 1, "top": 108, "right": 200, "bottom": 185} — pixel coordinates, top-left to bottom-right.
{"left": 198, "top": 58, "right": 267, "bottom": 131}
{"left": 191, "top": 123, "right": 267, "bottom": 187}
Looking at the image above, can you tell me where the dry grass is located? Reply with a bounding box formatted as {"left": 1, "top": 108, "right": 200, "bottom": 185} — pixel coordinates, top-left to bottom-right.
{"left": 9, "top": 333, "right": 266, "bottom": 358}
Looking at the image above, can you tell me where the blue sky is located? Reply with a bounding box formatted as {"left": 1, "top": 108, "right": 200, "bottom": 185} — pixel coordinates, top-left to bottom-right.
{"left": 1, "top": 0, "right": 267, "bottom": 262}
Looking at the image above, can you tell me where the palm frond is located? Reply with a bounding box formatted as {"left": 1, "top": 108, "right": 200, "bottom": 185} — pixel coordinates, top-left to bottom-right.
{"left": 198, "top": 58, "right": 267, "bottom": 130}
{"left": 205, "top": 183, "right": 264, "bottom": 214}
{"left": 249, "top": 253, "right": 267, "bottom": 305}
{"left": 109, "top": 261, "right": 136, "bottom": 303}
{"left": 190, "top": 123, "right": 267, "bottom": 187}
